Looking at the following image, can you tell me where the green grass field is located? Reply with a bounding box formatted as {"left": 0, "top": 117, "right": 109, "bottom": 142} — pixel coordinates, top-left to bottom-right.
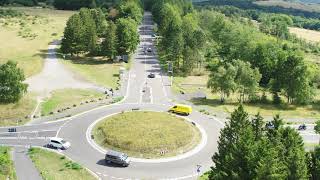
{"left": 0, "top": 7, "right": 74, "bottom": 77}
{"left": 173, "top": 75, "right": 320, "bottom": 120}
{"left": 41, "top": 89, "right": 104, "bottom": 115}
{"left": 28, "top": 148, "right": 95, "bottom": 180}
{"left": 93, "top": 111, "right": 201, "bottom": 158}
{"left": 0, "top": 147, "right": 16, "bottom": 180}
{"left": 0, "top": 93, "right": 36, "bottom": 127}
{"left": 61, "top": 58, "right": 124, "bottom": 89}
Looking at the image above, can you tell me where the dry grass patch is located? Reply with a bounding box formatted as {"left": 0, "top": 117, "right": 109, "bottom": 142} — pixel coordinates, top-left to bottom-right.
{"left": 290, "top": 27, "right": 320, "bottom": 43}
{"left": 61, "top": 58, "right": 124, "bottom": 89}
{"left": 0, "top": 7, "right": 74, "bottom": 77}
{"left": 0, "top": 93, "right": 36, "bottom": 127}
{"left": 93, "top": 111, "right": 201, "bottom": 158}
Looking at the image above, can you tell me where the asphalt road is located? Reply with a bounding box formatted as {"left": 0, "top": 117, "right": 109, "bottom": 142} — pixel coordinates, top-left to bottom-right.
{"left": 0, "top": 11, "right": 319, "bottom": 180}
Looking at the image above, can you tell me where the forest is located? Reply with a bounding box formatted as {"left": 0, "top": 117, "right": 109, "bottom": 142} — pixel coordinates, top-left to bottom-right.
{"left": 146, "top": 0, "right": 319, "bottom": 105}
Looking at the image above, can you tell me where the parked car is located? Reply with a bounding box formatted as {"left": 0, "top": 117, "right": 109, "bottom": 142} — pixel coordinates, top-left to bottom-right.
{"left": 105, "top": 150, "right": 130, "bottom": 167}
{"left": 147, "top": 47, "right": 152, "bottom": 53}
{"left": 298, "top": 124, "right": 307, "bottom": 131}
{"left": 148, "top": 73, "right": 155, "bottom": 78}
{"left": 169, "top": 104, "right": 192, "bottom": 115}
{"left": 48, "top": 137, "right": 71, "bottom": 150}
{"left": 265, "top": 122, "right": 275, "bottom": 130}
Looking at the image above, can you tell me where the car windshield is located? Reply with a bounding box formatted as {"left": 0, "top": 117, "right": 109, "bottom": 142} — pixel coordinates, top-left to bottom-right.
{"left": 121, "top": 154, "right": 128, "bottom": 160}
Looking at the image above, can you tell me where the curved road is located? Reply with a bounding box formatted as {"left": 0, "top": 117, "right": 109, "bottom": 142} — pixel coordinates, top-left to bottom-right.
{"left": 0, "top": 12, "right": 319, "bottom": 180}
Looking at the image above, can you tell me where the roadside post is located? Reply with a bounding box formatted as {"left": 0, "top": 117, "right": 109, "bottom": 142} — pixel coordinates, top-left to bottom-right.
{"left": 167, "top": 61, "right": 173, "bottom": 86}
{"left": 196, "top": 164, "right": 202, "bottom": 178}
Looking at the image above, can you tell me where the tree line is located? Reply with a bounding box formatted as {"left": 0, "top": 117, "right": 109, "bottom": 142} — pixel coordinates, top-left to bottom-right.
{"left": 209, "top": 105, "right": 320, "bottom": 180}
{"left": 61, "top": 0, "right": 142, "bottom": 59}
{"left": 150, "top": 0, "right": 317, "bottom": 105}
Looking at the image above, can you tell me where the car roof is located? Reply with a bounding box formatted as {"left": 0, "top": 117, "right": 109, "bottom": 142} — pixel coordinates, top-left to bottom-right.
{"left": 106, "top": 150, "right": 125, "bottom": 157}
{"left": 50, "top": 137, "right": 63, "bottom": 142}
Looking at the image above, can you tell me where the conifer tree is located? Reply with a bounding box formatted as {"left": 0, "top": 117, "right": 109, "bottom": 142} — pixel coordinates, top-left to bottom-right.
{"left": 102, "top": 21, "right": 118, "bottom": 59}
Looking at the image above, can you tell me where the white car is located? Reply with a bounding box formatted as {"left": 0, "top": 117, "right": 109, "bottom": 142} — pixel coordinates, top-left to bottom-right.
{"left": 48, "top": 137, "right": 71, "bottom": 150}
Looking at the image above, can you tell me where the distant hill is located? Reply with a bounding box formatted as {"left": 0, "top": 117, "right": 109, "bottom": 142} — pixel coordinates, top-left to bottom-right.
{"left": 254, "top": 0, "right": 320, "bottom": 13}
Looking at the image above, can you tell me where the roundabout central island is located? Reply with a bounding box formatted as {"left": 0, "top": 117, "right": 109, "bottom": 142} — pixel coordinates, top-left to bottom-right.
{"left": 92, "top": 111, "right": 201, "bottom": 159}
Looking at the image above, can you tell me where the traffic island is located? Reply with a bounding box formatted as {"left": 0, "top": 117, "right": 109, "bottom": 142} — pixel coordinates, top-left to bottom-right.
{"left": 92, "top": 111, "right": 201, "bottom": 159}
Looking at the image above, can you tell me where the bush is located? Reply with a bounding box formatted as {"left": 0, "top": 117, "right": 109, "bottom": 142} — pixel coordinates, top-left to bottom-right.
{"left": 64, "top": 161, "right": 82, "bottom": 170}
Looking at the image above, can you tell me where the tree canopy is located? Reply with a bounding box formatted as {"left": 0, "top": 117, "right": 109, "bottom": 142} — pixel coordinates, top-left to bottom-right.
{"left": 0, "top": 61, "right": 28, "bottom": 103}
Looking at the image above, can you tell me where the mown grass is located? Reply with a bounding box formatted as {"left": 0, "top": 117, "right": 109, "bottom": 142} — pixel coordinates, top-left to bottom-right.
{"left": 0, "top": 146, "right": 16, "bottom": 180}
{"left": 0, "top": 7, "right": 74, "bottom": 77}
{"left": 41, "top": 89, "right": 104, "bottom": 115}
{"left": 173, "top": 75, "right": 320, "bottom": 120}
{"left": 0, "top": 93, "right": 36, "bottom": 127}
{"left": 93, "top": 111, "right": 201, "bottom": 158}
{"left": 61, "top": 58, "right": 124, "bottom": 89}
{"left": 28, "top": 148, "right": 96, "bottom": 180}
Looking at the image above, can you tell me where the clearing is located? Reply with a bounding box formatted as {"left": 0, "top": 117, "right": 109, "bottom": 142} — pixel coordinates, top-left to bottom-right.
{"left": 28, "top": 148, "right": 96, "bottom": 180}
{"left": 92, "top": 111, "right": 201, "bottom": 158}
{"left": 0, "top": 7, "right": 74, "bottom": 77}
{"left": 290, "top": 27, "right": 320, "bottom": 43}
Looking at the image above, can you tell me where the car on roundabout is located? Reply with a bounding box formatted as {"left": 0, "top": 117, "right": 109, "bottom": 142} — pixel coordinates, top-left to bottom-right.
{"left": 148, "top": 73, "right": 155, "bottom": 78}
{"left": 168, "top": 104, "right": 192, "bottom": 116}
{"left": 47, "top": 137, "right": 71, "bottom": 150}
{"left": 298, "top": 124, "right": 307, "bottom": 131}
{"left": 105, "top": 150, "right": 130, "bottom": 167}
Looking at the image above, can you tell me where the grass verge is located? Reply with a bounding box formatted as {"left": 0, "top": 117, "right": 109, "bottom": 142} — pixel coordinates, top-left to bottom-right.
{"left": 0, "top": 146, "right": 16, "bottom": 180}
{"left": 173, "top": 75, "right": 320, "bottom": 120}
{"left": 0, "top": 93, "right": 36, "bottom": 127}
{"left": 61, "top": 58, "right": 125, "bottom": 89}
{"left": 28, "top": 148, "right": 96, "bottom": 180}
{"left": 41, "top": 89, "right": 104, "bottom": 116}
{"left": 93, "top": 111, "right": 201, "bottom": 158}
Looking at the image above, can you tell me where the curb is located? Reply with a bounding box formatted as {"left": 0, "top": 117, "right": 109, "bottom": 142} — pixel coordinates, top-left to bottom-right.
{"left": 31, "top": 146, "right": 101, "bottom": 180}
{"left": 86, "top": 110, "right": 208, "bottom": 163}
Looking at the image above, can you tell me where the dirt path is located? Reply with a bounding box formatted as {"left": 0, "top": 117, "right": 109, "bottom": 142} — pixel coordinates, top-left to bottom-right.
{"left": 25, "top": 40, "right": 104, "bottom": 98}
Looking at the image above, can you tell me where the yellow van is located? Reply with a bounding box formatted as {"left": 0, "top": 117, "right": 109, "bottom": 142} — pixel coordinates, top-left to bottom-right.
{"left": 169, "top": 104, "right": 192, "bottom": 115}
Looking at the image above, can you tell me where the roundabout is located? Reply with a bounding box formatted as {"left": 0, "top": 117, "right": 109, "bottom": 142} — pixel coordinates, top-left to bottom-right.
{"left": 91, "top": 111, "right": 202, "bottom": 159}
{"left": 0, "top": 12, "right": 225, "bottom": 180}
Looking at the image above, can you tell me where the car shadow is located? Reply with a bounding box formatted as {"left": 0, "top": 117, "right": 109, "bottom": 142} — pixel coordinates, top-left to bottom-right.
{"left": 96, "top": 159, "right": 127, "bottom": 168}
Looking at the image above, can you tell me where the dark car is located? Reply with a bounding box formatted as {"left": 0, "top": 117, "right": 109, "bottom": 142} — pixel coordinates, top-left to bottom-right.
{"left": 147, "top": 47, "right": 152, "bottom": 53}
{"left": 265, "top": 122, "right": 275, "bottom": 130}
{"left": 105, "top": 150, "right": 130, "bottom": 167}
{"left": 298, "top": 124, "right": 307, "bottom": 131}
{"left": 148, "top": 73, "right": 155, "bottom": 78}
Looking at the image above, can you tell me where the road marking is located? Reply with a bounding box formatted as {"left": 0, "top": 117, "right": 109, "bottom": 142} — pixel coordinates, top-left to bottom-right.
{"left": 0, "top": 129, "right": 56, "bottom": 135}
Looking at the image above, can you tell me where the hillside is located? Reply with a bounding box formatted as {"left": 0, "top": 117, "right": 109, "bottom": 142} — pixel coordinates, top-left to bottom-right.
{"left": 255, "top": 0, "right": 320, "bottom": 12}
